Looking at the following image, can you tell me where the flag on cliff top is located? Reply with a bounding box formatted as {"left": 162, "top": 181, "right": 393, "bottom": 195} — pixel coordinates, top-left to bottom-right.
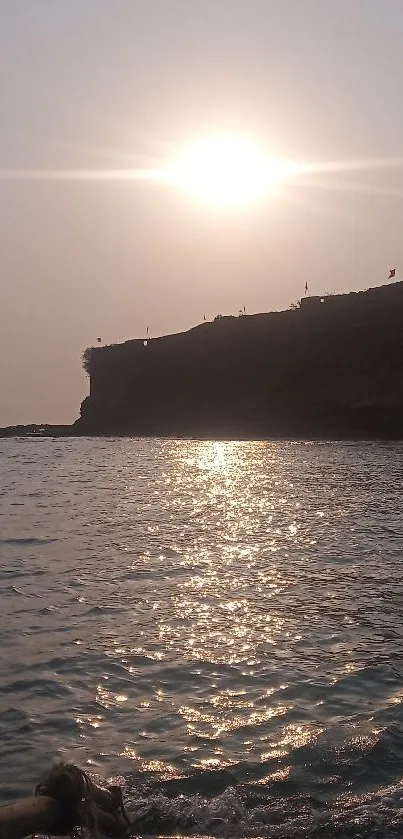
{"left": 304, "top": 282, "right": 308, "bottom": 294}
{"left": 388, "top": 268, "right": 396, "bottom": 279}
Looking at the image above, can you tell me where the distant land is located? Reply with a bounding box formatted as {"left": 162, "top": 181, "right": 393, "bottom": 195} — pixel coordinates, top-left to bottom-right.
{"left": 0, "top": 424, "right": 72, "bottom": 438}
{"left": 3, "top": 281, "right": 403, "bottom": 440}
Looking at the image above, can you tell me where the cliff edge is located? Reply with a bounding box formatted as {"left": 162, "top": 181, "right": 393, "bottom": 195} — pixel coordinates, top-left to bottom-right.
{"left": 74, "top": 282, "right": 403, "bottom": 439}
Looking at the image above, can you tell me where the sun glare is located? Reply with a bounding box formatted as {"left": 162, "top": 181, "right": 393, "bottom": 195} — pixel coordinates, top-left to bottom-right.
{"left": 164, "top": 137, "right": 298, "bottom": 207}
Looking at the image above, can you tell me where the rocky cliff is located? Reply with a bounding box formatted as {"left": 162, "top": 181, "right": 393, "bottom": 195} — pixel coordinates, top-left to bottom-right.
{"left": 74, "top": 282, "right": 403, "bottom": 438}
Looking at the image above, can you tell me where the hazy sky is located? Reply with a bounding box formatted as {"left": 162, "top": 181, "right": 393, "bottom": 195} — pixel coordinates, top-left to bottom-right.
{"left": 1, "top": 0, "right": 403, "bottom": 425}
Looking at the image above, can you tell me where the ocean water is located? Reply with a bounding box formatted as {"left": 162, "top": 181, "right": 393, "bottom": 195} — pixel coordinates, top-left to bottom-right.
{"left": 1, "top": 438, "right": 403, "bottom": 837}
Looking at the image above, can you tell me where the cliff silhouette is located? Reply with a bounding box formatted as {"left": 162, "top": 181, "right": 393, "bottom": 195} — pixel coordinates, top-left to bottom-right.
{"left": 74, "top": 282, "right": 403, "bottom": 439}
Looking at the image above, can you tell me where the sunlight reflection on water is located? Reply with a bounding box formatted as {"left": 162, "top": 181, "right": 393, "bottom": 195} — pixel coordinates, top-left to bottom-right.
{"left": 2, "top": 438, "right": 403, "bottom": 826}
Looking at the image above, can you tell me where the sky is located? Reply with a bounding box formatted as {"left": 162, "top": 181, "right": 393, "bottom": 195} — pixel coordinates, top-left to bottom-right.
{"left": 1, "top": 0, "right": 403, "bottom": 426}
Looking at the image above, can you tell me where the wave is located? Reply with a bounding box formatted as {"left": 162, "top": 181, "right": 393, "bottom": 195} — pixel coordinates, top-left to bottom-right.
{"left": 122, "top": 771, "right": 403, "bottom": 838}
{"left": 0, "top": 537, "right": 57, "bottom": 546}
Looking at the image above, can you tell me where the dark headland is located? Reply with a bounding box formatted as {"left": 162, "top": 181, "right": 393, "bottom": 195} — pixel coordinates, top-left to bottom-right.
{"left": 3, "top": 281, "right": 403, "bottom": 440}
{"left": 75, "top": 281, "right": 403, "bottom": 439}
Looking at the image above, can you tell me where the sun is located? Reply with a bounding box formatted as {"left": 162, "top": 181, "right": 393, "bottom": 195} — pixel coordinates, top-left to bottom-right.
{"left": 164, "top": 136, "right": 298, "bottom": 207}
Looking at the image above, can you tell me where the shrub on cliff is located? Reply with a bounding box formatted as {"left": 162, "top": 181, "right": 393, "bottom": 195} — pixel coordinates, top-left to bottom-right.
{"left": 82, "top": 347, "right": 92, "bottom": 376}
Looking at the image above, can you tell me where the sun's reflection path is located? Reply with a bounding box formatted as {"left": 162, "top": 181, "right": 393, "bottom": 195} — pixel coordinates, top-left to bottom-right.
{"left": 137, "top": 440, "right": 321, "bottom": 769}
{"left": 157, "top": 441, "right": 308, "bottom": 668}
{"left": 100, "top": 440, "right": 335, "bottom": 772}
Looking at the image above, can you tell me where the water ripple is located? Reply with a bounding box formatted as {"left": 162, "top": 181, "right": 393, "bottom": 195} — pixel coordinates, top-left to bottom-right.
{"left": 1, "top": 438, "right": 403, "bottom": 835}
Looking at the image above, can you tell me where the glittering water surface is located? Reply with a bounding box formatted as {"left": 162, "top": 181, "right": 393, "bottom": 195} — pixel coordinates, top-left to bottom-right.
{"left": 2, "top": 439, "right": 403, "bottom": 837}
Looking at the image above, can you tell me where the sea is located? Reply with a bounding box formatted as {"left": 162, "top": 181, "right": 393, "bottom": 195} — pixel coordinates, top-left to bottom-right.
{"left": 1, "top": 438, "right": 403, "bottom": 838}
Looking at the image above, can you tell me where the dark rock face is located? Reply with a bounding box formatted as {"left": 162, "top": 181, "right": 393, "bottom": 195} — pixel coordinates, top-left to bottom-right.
{"left": 74, "top": 283, "right": 403, "bottom": 439}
